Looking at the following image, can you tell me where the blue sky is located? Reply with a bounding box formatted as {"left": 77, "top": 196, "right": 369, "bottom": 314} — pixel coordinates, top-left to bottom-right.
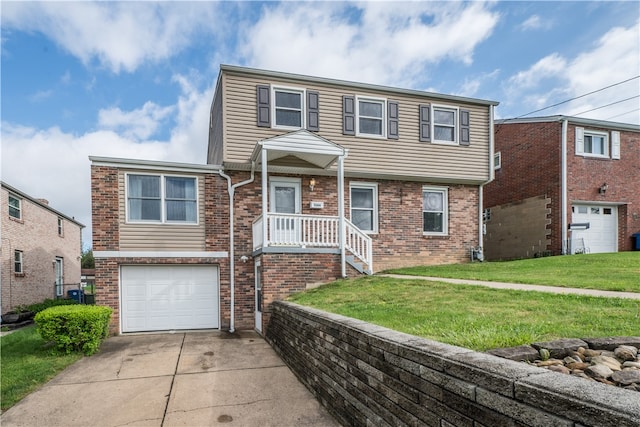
{"left": 2, "top": 1, "right": 639, "bottom": 249}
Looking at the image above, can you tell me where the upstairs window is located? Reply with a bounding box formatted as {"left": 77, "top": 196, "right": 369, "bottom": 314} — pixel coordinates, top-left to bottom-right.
{"left": 575, "top": 128, "right": 611, "bottom": 158}
{"left": 350, "top": 183, "right": 378, "bottom": 233}
{"left": 14, "top": 250, "right": 23, "bottom": 274}
{"left": 273, "top": 87, "right": 304, "bottom": 129}
{"left": 433, "top": 106, "right": 458, "bottom": 143}
{"left": 58, "top": 217, "right": 64, "bottom": 236}
{"left": 356, "top": 97, "right": 385, "bottom": 137}
{"left": 423, "top": 187, "right": 448, "bottom": 235}
{"left": 494, "top": 152, "right": 502, "bottom": 170}
{"left": 9, "top": 194, "right": 21, "bottom": 219}
{"left": 127, "top": 174, "right": 197, "bottom": 224}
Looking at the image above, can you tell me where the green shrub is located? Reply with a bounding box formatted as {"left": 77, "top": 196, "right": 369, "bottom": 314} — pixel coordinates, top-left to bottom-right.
{"left": 18, "top": 298, "right": 78, "bottom": 314}
{"left": 34, "top": 305, "right": 112, "bottom": 355}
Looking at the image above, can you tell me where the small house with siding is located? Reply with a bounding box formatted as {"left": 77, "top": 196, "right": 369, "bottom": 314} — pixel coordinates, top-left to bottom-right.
{"left": 91, "top": 65, "right": 498, "bottom": 335}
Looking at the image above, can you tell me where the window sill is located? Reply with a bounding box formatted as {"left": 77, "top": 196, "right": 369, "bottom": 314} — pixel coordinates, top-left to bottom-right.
{"left": 577, "top": 154, "right": 610, "bottom": 160}
{"left": 422, "top": 233, "right": 449, "bottom": 239}
{"left": 8, "top": 216, "right": 24, "bottom": 224}
{"left": 355, "top": 133, "right": 387, "bottom": 140}
{"left": 431, "top": 140, "right": 459, "bottom": 146}
{"left": 14, "top": 273, "right": 25, "bottom": 277}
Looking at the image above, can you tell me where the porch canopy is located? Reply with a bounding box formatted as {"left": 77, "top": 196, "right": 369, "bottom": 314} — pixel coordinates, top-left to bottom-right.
{"left": 251, "top": 130, "right": 352, "bottom": 276}
{"left": 250, "top": 129, "right": 347, "bottom": 169}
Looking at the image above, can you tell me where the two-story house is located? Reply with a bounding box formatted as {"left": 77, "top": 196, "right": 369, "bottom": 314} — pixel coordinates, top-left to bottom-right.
{"left": 483, "top": 116, "right": 640, "bottom": 260}
{"left": 91, "top": 65, "right": 498, "bottom": 334}
{"left": 1, "top": 182, "right": 84, "bottom": 315}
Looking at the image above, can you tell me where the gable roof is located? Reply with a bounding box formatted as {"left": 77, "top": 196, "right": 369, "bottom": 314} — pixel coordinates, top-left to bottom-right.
{"left": 220, "top": 64, "right": 500, "bottom": 107}
{"left": 1, "top": 181, "right": 85, "bottom": 228}
{"left": 251, "top": 130, "right": 348, "bottom": 169}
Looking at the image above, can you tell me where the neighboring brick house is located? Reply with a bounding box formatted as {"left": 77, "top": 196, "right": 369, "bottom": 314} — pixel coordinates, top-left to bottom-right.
{"left": 91, "top": 65, "right": 498, "bottom": 334}
{"left": 483, "top": 116, "right": 640, "bottom": 260}
{"left": 1, "top": 182, "right": 84, "bottom": 315}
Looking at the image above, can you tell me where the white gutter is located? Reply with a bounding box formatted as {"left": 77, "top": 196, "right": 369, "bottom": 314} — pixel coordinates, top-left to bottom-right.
{"left": 561, "top": 119, "right": 568, "bottom": 254}
{"left": 218, "top": 162, "right": 256, "bottom": 333}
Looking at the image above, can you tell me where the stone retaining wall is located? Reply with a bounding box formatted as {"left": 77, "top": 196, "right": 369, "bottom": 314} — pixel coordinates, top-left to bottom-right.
{"left": 266, "top": 301, "right": 640, "bottom": 427}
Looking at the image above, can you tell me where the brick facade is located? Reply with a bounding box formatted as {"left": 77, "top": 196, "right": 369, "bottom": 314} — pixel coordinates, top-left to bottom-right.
{"left": 484, "top": 118, "right": 640, "bottom": 258}
{"left": 1, "top": 184, "right": 83, "bottom": 314}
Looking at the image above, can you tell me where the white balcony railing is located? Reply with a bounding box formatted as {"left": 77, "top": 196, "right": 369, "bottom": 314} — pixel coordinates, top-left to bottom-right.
{"left": 252, "top": 213, "right": 372, "bottom": 272}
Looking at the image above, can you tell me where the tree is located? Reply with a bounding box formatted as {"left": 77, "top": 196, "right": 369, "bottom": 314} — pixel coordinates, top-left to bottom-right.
{"left": 81, "top": 249, "right": 95, "bottom": 269}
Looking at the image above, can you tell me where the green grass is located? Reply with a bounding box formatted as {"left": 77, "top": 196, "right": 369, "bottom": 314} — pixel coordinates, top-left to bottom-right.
{"left": 1, "top": 326, "right": 82, "bottom": 411}
{"left": 386, "top": 253, "right": 640, "bottom": 292}
{"left": 289, "top": 276, "right": 640, "bottom": 351}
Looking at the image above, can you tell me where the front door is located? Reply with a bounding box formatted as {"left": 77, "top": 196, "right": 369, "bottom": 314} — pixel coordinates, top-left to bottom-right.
{"left": 269, "top": 178, "right": 301, "bottom": 244}
{"left": 55, "top": 257, "right": 64, "bottom": 297}
{"left": 255, "top": 261, "right": 262, "bottom": 333}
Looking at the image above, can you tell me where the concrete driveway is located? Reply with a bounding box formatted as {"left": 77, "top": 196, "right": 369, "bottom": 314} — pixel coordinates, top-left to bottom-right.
{"left": 1, "top": 331, "right": 338, "bottom": 427}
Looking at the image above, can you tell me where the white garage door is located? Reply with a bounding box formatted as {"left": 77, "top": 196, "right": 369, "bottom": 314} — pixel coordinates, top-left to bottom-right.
{"left": 121, "top": 265, "right": 219, "bottom": 333}
{"left": 571, "top": 205, "right": 617, "bottom": 254}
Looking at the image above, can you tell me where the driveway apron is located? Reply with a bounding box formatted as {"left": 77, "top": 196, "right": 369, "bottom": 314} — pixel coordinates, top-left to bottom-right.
{"left": 1, "top": 331, "right": 338, "bottom": 427}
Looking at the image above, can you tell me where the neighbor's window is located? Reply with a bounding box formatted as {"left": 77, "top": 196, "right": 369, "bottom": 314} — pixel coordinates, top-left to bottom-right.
{"left": 494, "top": 152, "right": 502, "bottom": 170}
{"left": 423, "top": 187, "right": 448, "bottom": 235}
{"left": 356, "top": 97, "right": 385, "bottom": 137}
{"left": 9, "top": 194, "right": 21, "bottom": 219}
{"left": 57, "top": 217, "right": 64, "bottom": 236}
{"left": 432, "top": 105, "right": 458, "bottom": 143}
{"left": 127, "top": 174, "right": 197, "bottom": 223}
{"left": 350, "top": 183, "right": 378, "bottom": 233}
{"left": 273, "top": 87, "right": 304, "bottom": 128}
{"left": 14, "top": 250, "right": 23, "bottom": 274}
{"left": 584, "top": 131, "right": 608, "bottom": 156}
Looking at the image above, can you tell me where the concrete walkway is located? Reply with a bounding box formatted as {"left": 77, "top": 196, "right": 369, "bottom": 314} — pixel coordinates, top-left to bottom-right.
{"left": 380, "top": 274, "right": 640, "bottom": 300}
{"left": 1, "top": 331, "right": 338, "bottom": 427}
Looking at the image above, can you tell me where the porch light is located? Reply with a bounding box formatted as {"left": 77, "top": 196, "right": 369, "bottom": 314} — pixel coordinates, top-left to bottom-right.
{"left": 309, "top": 178, "right": 316, "bottom": 192}
{"left": 598, "top": 183, "right": 608, "bottom": 194}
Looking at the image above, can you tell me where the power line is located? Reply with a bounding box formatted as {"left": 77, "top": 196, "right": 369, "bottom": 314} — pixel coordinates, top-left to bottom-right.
{"left": 605, "top": 108, "right": 640, "bottom": 121}
{"left": 571, "top": 95, "right": 640, "bottom": 117}
{"left": 513, "top": 75, "right": 640, "bottom": 119}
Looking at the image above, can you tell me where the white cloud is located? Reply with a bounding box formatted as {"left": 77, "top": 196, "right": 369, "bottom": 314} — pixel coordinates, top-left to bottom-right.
{"left": 502, "top": 19, "right": 640, "bottom": 123}
{"left": 1, "top": 73, "right": 214, "bottom": 249}
{"left": 1, "top": 2, "right": 220, "bottom": 73}
{"left": 241, "top": 1, "right": 499, "bottom": 87}
{"left": 98, "top": 102, "right": 175, "bottom": 140}
{"left": 519, "top": 14, "right": 553, "bottom": 31}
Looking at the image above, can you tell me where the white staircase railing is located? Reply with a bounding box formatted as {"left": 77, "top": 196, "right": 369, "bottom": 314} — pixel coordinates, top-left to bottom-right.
{"left": 252, "top": 213, "right": 373, "bottom": 273}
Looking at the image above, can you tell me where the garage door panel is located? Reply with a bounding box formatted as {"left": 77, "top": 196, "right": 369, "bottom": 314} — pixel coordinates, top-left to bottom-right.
{"left": 121, "top": 265, "right": 219, "bottom": 333}
{"left": 571, "top": 204, "right": 617, "bottom": 254}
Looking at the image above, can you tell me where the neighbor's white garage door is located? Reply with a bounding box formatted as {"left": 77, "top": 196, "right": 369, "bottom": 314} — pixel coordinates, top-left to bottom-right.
{"left": 121, "top": 265, "right": 219, "bottom": 333}
{"left": 571, "top": 204, "right": 617, "bottom": 254}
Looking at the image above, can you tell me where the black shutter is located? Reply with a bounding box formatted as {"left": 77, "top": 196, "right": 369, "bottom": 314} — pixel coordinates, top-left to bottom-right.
{"left": 460, "top": 110, "right": 470, "bottom": 146}
{"left": 388, "top": 101, "right": 399, "bottom": 140}
{"left": 343, "top": 95, "right": 355, "bottom": 135}
{"left": 256, "top": 85, "right": 270, "bottom": 127}
{"left": 307, "top": 91, "right": 319, "bottom": 131}
{"left": 419, "top": 104, "right": 431, "bottom": 142}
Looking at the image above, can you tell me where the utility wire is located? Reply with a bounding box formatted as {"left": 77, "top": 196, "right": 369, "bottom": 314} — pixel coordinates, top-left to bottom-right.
{"left": 512, "top": 75, "right": 640, "bottom": 120}
{"left": 571, "top": 95, "right": 640, "bottom": 117}
{"left": 605, "top": 107, "right": 640, "bottom": 121}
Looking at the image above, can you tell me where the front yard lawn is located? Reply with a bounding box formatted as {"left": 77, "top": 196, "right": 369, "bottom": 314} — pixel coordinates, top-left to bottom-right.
{"left": 1, "top": 325, "right": 82, "bottom": 411}
{"left": 289, "top": 276, "right": 640, "bottom": 351}
{"left": 386, "top": 253, "right": 640, "bottom": 293}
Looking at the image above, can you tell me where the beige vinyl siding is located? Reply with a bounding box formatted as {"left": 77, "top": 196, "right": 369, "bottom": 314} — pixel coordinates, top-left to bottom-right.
{"left": 207, "top": 84, "right": 224, "bottom": 165}
{"left": 118, "top": 170, "right": 206, "bottom": 251}
{"left": 220, "top": 72, "right": 491, "bottom": 182}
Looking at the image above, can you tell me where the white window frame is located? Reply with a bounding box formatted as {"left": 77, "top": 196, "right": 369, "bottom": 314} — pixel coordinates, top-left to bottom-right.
{"left": 8, "top": 193, "right": 21, "bottom": 219}
{"left": 14, "top": 250, "right": 23, "bottom": 274}
{"left": 271, "top": 85, "right": 305, "bottom": 130}
{"left": 583, "top": 130, "right": 609, "bottom": 158}
{"left": 349, "top": 182, "right": 378, "bottom": 234}
{"left": 431, "top": 104, "right": 459, "bottom": 145}
{"left": 57, "top": 217, "right": 64, "bottom": 236}
{"left": 494, "top": 152, "right": 502, "bottom": 170}
{"left": 125, "top": 173, "right": 199, "bottom": 225}
{"left": 422, "top": 186, "right": 449, "bottom": 236}
{"left": 356, "top": 96, "right": 386, "bottom": 138}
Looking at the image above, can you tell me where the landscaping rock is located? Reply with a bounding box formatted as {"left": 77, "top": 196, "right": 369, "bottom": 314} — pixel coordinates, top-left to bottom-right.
{"left": 590, "top": 356, "right": 622, "bottom": 371}
{"left": 614, "top": 345, "right": 638, "bottom": 361}
{"left": 585, "top": 364, "right": 613, "bottom": 380}
{"left": 582, "top": 337, "right": 640, "bottom": 351}
{"left": 531, "top": 338, "right": 588, "bottom": 359}
{"left": 611, "top": 370, "right": 640, "bottom": 386}
{"left": 486, "top": 345, "right": 539, "bottom": 362}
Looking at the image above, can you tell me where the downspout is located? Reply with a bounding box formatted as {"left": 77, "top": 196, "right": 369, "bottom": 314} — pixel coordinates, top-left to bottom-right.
{"left": 218, "top": 162, "right": 256, "bottom": 333}
{"left": 337, "top": 156, "right": 346, "bottom": 277}
{"left": 477, "top": 104, "right": 496, "bottom": 261}
{"left": 561, "top": 119, "right": 568, "bottom": 254}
